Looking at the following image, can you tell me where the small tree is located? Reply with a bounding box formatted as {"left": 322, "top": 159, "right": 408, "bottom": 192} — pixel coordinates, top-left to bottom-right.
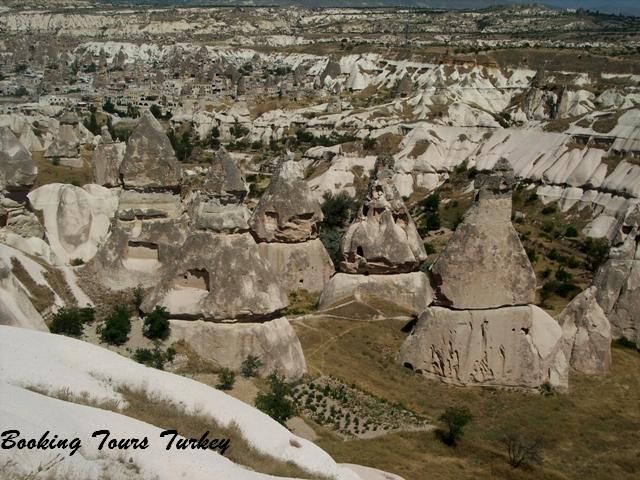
{"left": 102, "top": 98, "right": 117, "bottom": 114}
{"left": 241, "top": 355, "right": 263, "bottom": 378}
{"left": 50, "top": 307, "right": 84, "bottom": 337}
{"left": 149, "top": 104, "right": 163, "bottom": 119}
{"left": 321, "top": 191, "right": 358, "bottom": 229}
{"left": 99, "top": 305, "right": 131, "bottom": 346}
{"left": 583, "top": 237, "right": 609, "bottom": 272}
{"left": 255, "top": 372, "right": 296, "bottom": 425}
{"left": 132, "top": 284, "right": 145, "bottom": 310}
{"left": 143, "top": 306, "right": 171, "bottom": 341}
{"left": 501, "top": 432, "right": 546, "bottom": 468}
{"left": 216, "top": 368, "right": 236, "bottom": 390}
{"left": 438, "top": 407, "right": 473, "bottom": 446}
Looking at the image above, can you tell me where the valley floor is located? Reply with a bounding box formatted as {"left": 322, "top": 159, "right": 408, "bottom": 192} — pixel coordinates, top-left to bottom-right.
{"left": 292, "top": 316, "right": 640, "bottom": 480}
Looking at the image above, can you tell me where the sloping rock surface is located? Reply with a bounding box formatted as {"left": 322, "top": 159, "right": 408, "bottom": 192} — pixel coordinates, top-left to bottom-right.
{"left": 169, "top": 317, "right": 306, "bottom": 380}
{"left": 319, "top": 272, "right": 432, "bottom": 319}
{"left": 28, "top": 183, "right": 119, "bottom": 264}
{"left": 558, "top": 287, "right": 612, "bottom": 374}
{"left": 430, "top": 161, "right": 536, "bottom": 309}
{"left": 400, "top": 305, "right": 567, "bottom": 389}
{"left": 0, "top": 126, "right": 37, "bottom": 191}
{"left": 119, "top": 112, "right": 181, "bottom": 189}
{"left": 141, "top": 232, "right": 288, "bottom": 321}
{"left": 340, "top": 163, "right": 426, "bottom": 274}
{"left": 257, "top": 238, "right": 334, "bottom": 295}
{"left": 250, "top": 159, "right": 323, "bottom": 243}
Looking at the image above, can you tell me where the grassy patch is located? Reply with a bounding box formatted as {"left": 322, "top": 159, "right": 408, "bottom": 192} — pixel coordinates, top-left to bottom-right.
{"left": 32, "top": 151, "right": 93, "bottom": 188}
{"left": 294, "top": 316, "right": 640, "bottom": 480}
{"left": 282, "top": 289, "right": 319, "bottom": 317}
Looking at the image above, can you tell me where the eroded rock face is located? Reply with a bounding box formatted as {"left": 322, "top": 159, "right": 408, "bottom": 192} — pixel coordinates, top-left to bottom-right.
{"left": 257, "top": 239, "right": 334, "bottom": 295}
{"left": 0, "top": 256, "right": 47, "bottom": 331}
{"left": 400, "top": 305, "right": 567, "bottom": 390}
{"left": 430, "top": 159, "right": 536, "bottom": 309}
{"left": 594, "top": 229, "right": 640, "bottom": 348}
{"left": 91, "top": 215, "right": 189, "bottom": 290}
{"left": 117, "top": 191, "right": 182, "bottom": 220}
{"left": 169, "top": 317, "right": 306, "bottom": 380}
{"left": 319, "top": 272, "right": 433, "bottom": 319}
{"left": 92, "top": 126, "right": 125, "bottom": 187}
{"left": 0, "top": 127, "right": 37, "bottom": 191}
{"left": 141, "top": 232, "right": 288, "bottom": 321}
{"left": 202, "top": 147, "right": 248, "bottom": 203}
{"left": 45, "top": 124, "right": 82, "bottom": 167}
{"left": 194, "top": 199, "right": 250, "bottom": 233}
{"left": 119, "top": 112, "right": 181, "bottom": 190}
{"left": 340, "top": 161, "right": 426, "bottom": 274}
{"left": 28, "top": 184, "right": 119, "bottom": 264}
{"left": 249, "top": 158, "right": 323, "bottom": 243}
{"left": 558, "top": 287, "right": 611, "bottom": 374}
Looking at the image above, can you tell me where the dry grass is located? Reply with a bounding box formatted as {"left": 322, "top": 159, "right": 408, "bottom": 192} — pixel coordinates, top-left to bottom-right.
{"left": 32, "top": 151, "right": 93, "bottom": 188}
{"left": 25, "top": 384, "right": 330, "bottom": 480}
{"left": 293, "top": 317, "right": 640, "bottom": 480}
{"left": 43, "top": 267, "right": 78, "bottom": 308}
{"left": 10, "top": 257, "right": 55, "bottom": 314}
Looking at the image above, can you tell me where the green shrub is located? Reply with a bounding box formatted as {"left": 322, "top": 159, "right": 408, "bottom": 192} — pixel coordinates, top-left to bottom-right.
{"left": 99, "top": 305, "right": 131, "bottom": 345}
{"left": 420, "top": 193, "right": 440, "bottom": 214}
{"left": 613, "top": 337, "right": 639, "bottom": 351}
{"left": 319, "top": 227, "right": 343, "bottom": 266}
{"left": 542, "top": 280, "right": 580, "bottom": 299}
{"left": 132, "top": 284, "right": 145, "bottom": 309}
{"left": 255, "top": 372, "right": 296, "bottom": 425}
{"left": 241, "top": 355, "right": 263, "bottom": 378}
{"left": 583, "top": 237, "right": 610, "bottom": 272}
{"left": 525, "top": 192, "right": 538, "bottom": 205}
{"left": 555, "top": 268, "right": 572, "bottom": 282}
{"left": 133, "top": 345, "right": 176, "bottom": 370}
{"left": 565, "top": 226, "right": 579, "bottom": 237}
{"left": 424, "top": 242, "right": 437, "bottom": 255}
{"left": 70, "top": 258, "right": 84, "bottom": 266}
{"left": 50, "top": 307, "right": 89, "bottom": 337}
{"left": 321, "top": 191, "right": 358, "bottom": 229}
{"left": 437, "top": 407, "right": 473, "bottom": 446}
{"left": 526, "top": 248, "right": 538, "bottom": 263}
{"left": 541, "top": 205, "right": 556, "bottom": 215}
{"left": 143, "top": 306, "right": 171, "bottom": 340}
{"left": 216, "top": 368, "right": 236, "bottom": 390}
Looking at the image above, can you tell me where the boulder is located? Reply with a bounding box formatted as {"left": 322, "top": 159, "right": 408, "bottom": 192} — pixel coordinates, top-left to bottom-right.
{"left": 119, "top": 112, "right": 181, "bottom": 190}
{"left": 169, "top": 317, "right": 306, "bottom": 380}
{"left": 92, "top": 126, "right": 125, "bottom": 187}
{"left": 318, "top": 272, "right": 433, "bottom": 319}
{"left": 249, "top": 158, "right": 323, "bottom": 243}
{"left": 28, "top": 184, "right": 119, "bottom": 265}
{"left": 340, "top": 159, "right": 426, "bottom": 274}
{"left": 0, "top": 126, "right": 37, "bottom": 191}
{"left": 399, "top": 305, "right": 568, "bottom": 390}
{"left": 202, "top": 147, "right": 248, "bottom": 203}
{"left": 141, "top": 232, "right": 288, "bottom": 321}
{"left": 0, "top": 256, "right": 47, "bottom": 331}
{"left": 430, "top": 159, "right": 536, "bottom": 309}
{"left": 558, "top": 287, "right": 612, "bottom": 374}
{"left": 258, "top": 239, "right": 334, "bottom": 295}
